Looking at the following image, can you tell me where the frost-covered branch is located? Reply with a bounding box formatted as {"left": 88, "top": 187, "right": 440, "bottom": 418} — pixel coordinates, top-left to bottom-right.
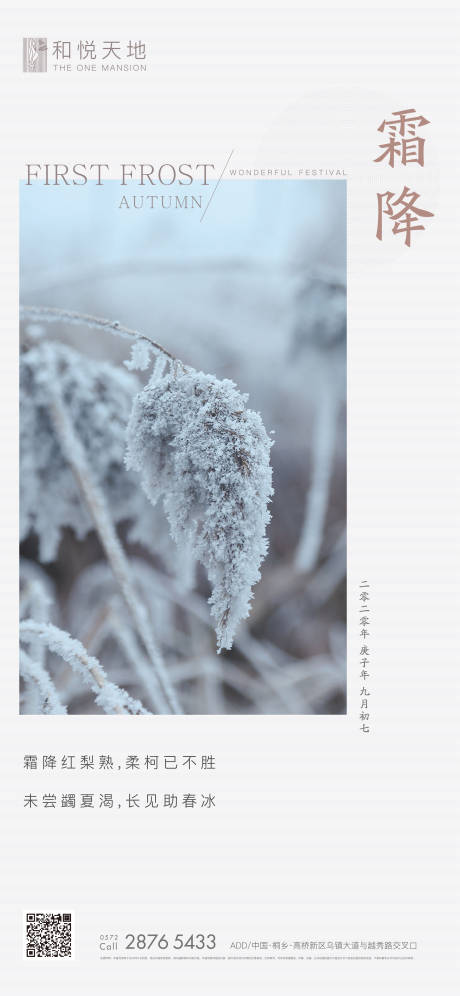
{"left": 295, "top": 386, "right": 337, "bottom": 573}
{"left": 19, "top": 306, "right": 278, "bottom": 705}
{"left": 20, "top": 570, "right": 54, "bottom": 674}
{"left": 20, "top": 647, "right": 67, "bottom": 715}
{"left": 20, "top": 620, "right": 148, "bottom": 715}
{"left": 41, "top": 352, "right": 181, "bottom": 714}
{"left": 20, "top": 305, "right": 179, "bottom": 363}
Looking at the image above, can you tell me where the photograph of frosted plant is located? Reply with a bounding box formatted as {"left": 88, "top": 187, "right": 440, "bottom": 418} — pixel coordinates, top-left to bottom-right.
{"left": 20, "top": 179, "right": 346, "bottom": 715}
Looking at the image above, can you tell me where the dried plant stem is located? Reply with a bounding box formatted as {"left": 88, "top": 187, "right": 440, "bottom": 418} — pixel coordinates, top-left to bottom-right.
{"left": 20, "top": 304, "right": 179, "bottom": 363}
{"left": 80, "top": 602, "right": 113, "bottom": 653}
{"left": 44, "top": 363, "right": 181, "bottom": 714}
{"left": 111, "top": 609, "right": 170, "bottom": 714}
{"left": 295, "top": 383, "right": 337, "bottom": 573}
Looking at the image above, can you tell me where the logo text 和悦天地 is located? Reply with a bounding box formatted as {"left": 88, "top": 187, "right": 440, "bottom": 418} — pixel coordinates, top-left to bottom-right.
{"left": 23, "top": 39, "right": 149, "bottom": 72}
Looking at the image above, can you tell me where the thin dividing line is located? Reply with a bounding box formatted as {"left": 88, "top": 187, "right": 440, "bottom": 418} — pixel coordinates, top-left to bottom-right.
{"left": 200, "top": 149, "right": 234, "bottom": 222}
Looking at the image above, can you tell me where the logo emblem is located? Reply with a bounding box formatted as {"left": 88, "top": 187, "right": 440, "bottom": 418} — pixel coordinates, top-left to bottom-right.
{"left": 23, "top": 38, "right": 47, "bottom": 73}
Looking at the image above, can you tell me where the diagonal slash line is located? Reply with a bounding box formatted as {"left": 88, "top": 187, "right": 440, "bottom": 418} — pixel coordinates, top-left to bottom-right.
{"left": 200, "top": 149, "right": 234, "bottom": 222}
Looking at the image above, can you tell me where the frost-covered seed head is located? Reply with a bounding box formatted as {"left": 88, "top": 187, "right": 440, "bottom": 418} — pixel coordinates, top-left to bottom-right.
{"left": 126, "top": 369, "right": 273, "bottom": 651}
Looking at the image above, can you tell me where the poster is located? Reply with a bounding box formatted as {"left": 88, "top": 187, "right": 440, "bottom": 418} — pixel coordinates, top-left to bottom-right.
{"left": 1, "top": 3, "right": 458, "bottom": 993}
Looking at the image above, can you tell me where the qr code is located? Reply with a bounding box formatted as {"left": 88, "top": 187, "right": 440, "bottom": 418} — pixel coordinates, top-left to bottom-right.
{"left": 25, "top": 912, "right": 72, "bottom": 958}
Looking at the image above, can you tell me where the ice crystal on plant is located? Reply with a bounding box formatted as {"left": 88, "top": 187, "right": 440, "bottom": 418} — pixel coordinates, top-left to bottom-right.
{"left": 124, "top": 338, "right": 154, "bottom": 372}
{"left": 126, "top": 369, "right": 273, "bottom": 651}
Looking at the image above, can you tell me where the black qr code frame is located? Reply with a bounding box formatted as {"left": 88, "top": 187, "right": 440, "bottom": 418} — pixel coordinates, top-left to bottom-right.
{"left": 24, "top": 911, "right": 75, "bottom": 960}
